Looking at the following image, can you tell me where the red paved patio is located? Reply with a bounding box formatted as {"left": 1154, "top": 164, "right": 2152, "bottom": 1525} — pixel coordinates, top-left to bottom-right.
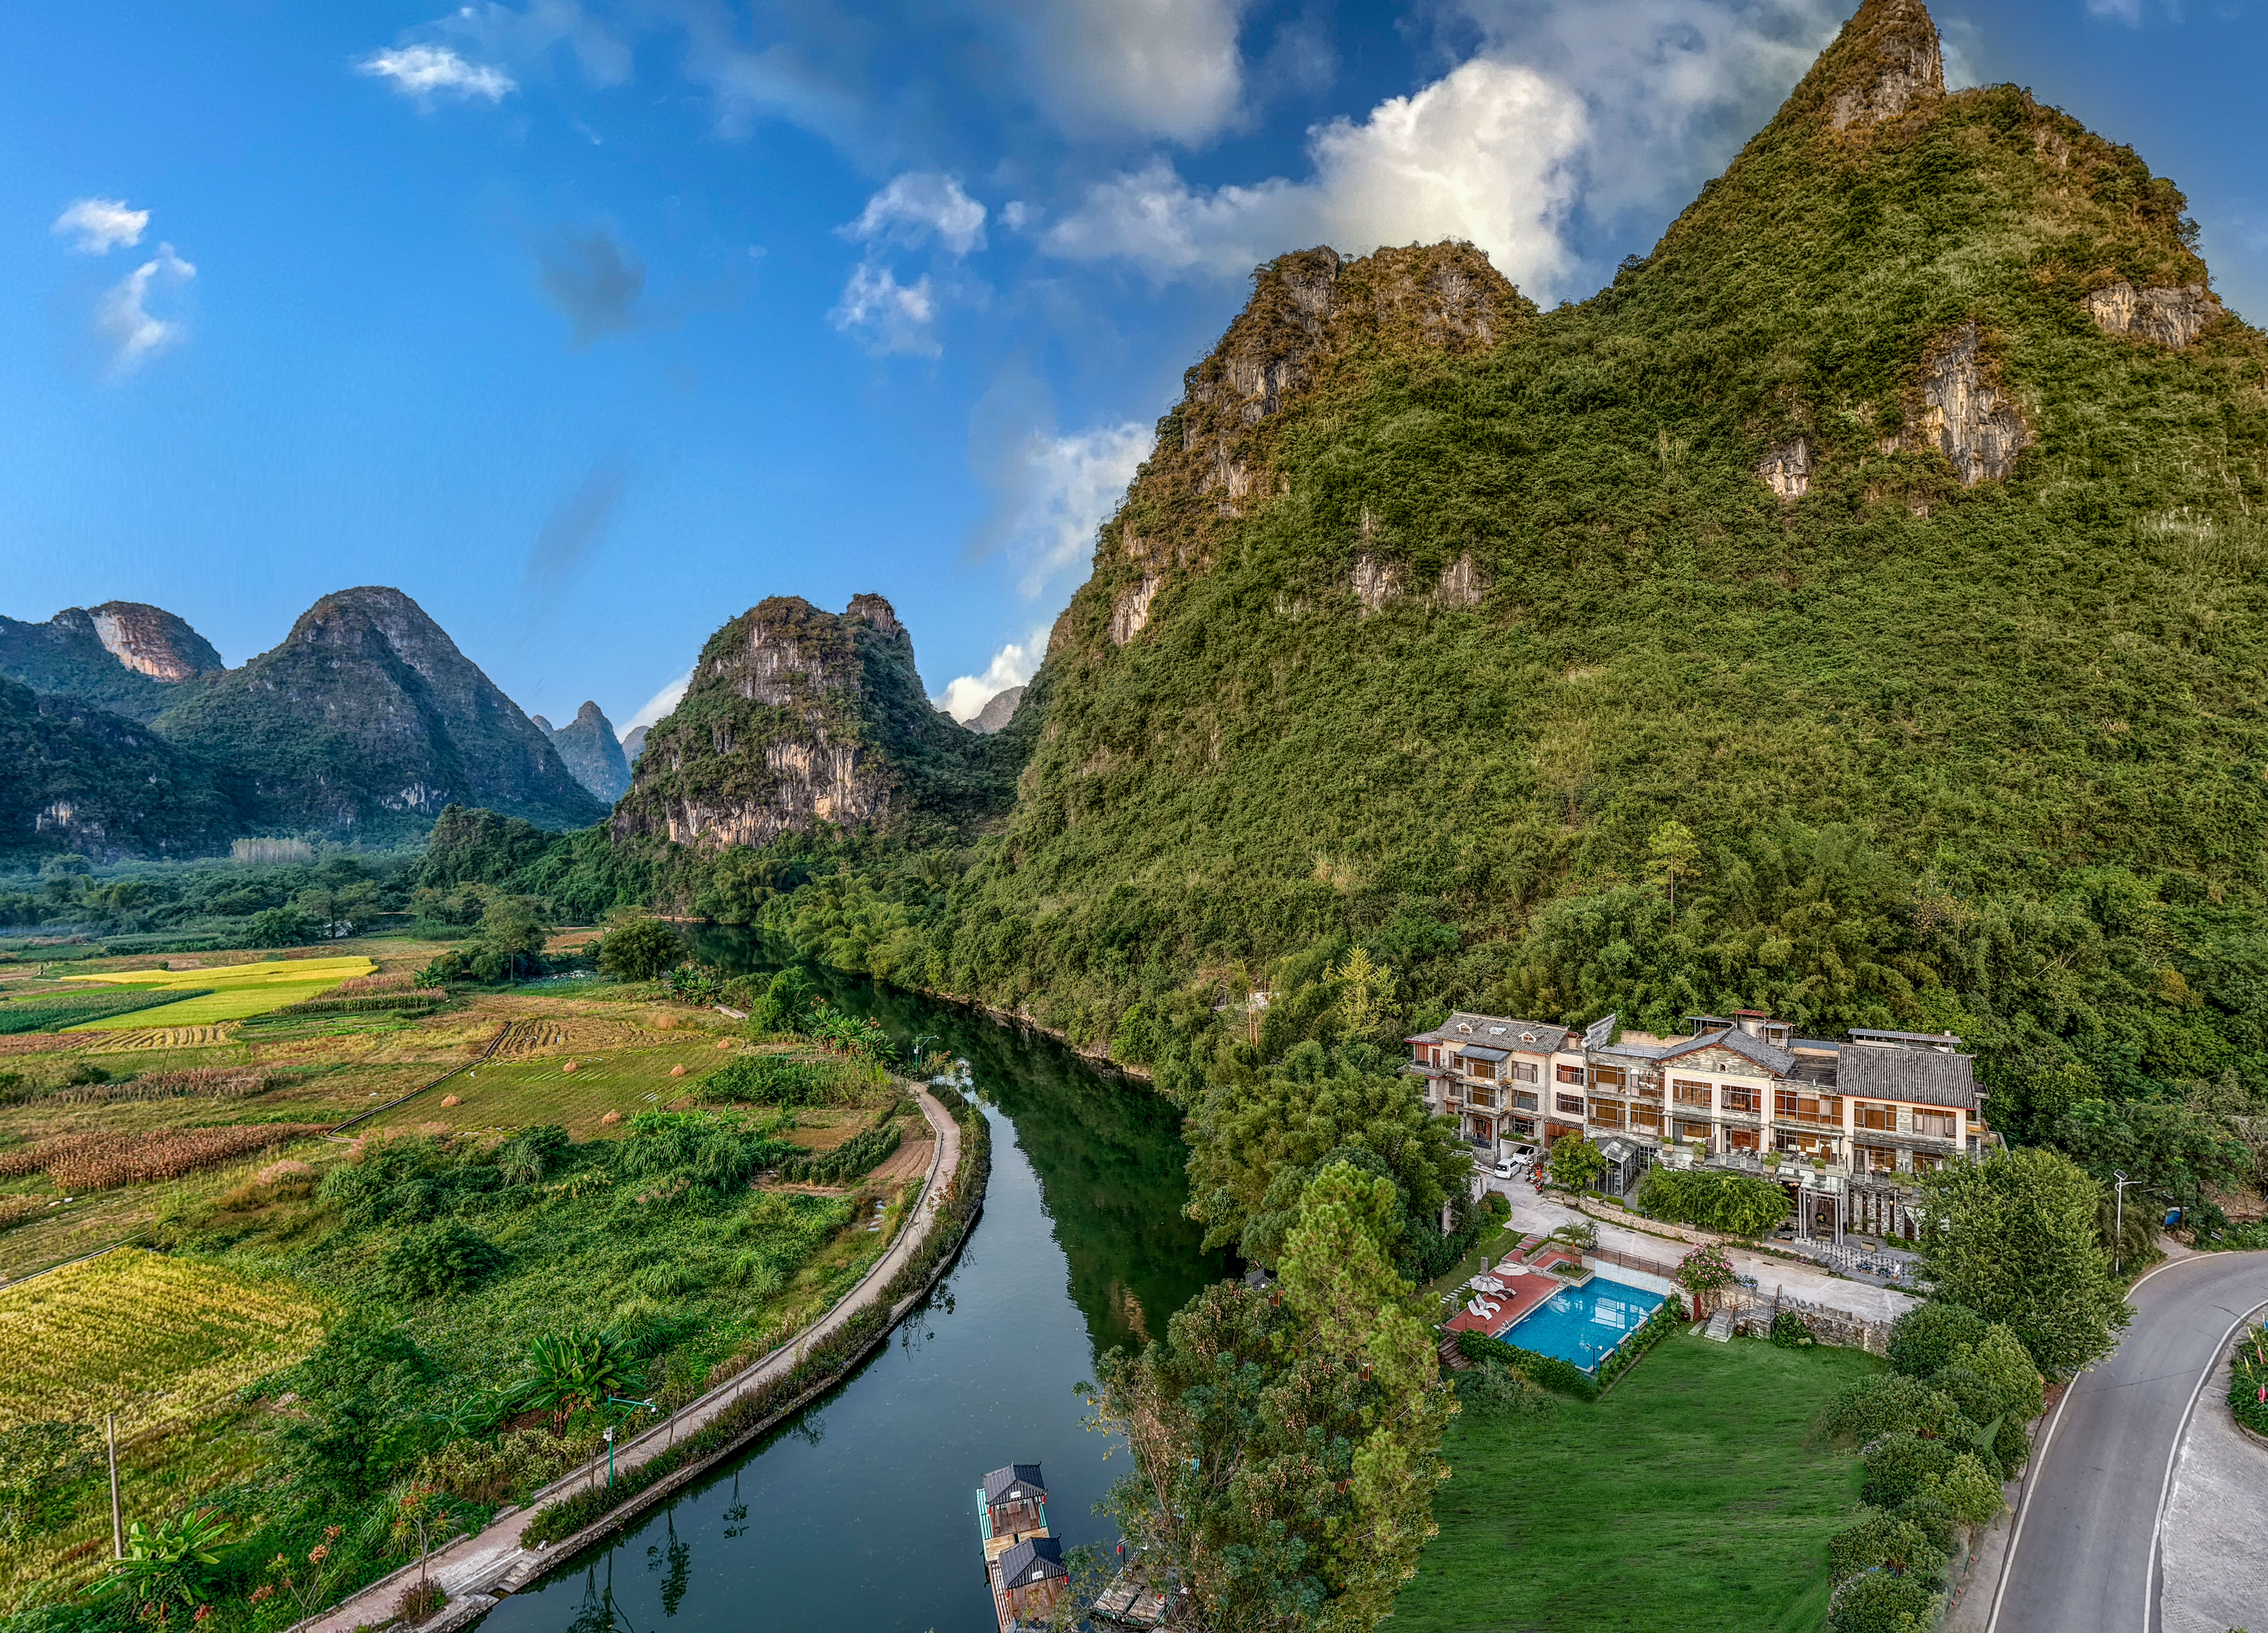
{"left": 1443, "top": 1238, "right": 1589, "bottom": 1341}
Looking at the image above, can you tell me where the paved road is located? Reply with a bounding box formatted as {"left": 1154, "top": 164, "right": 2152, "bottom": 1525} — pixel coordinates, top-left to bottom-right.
{"left": 1991, "top": 1249, "right": 2268, "bottom": 1633}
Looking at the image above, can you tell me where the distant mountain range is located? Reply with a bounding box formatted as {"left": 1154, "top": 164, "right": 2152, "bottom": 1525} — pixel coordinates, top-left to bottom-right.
{"left": 531, "top": 700, "right": 632, "bottom": 803}
{"left": 1, "top": 587, "right": 605, "bottom": 857}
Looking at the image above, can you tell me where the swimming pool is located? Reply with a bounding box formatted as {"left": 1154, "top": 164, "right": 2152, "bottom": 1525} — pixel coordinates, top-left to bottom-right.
{"left": 1500, "top": 1276, "right": 1665, "bottom": 1371}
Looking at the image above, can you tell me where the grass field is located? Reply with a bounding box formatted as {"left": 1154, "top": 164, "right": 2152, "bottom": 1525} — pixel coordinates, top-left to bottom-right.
{"left": 1393, "top": 1333, "right": 1879, "bottom": 1633}
{"left": 60, "top": 957, "right": 373, "bottom": 1031}
{"left": 0, "top": 1247, "right": 327, "bottom": 1433}
{"left": 361, "top": 1042, "right": 741, "bottom": 1137}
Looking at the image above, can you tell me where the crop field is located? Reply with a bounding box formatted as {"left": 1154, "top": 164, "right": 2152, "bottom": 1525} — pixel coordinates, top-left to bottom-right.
{"left": 0, "top": 985, "right": 216, "bottom": 1035}
{"left": 60, "top": 957, "right": 373, "bottom": 1031}
{"left": 0, "top": 1247, "right": 327, "bottom": 1433}
{"left": 363, "top": 1041, "right": 746, "bottom": 1137}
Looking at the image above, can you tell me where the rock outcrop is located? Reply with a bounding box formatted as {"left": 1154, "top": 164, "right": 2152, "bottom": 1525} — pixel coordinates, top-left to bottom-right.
{"left": 611, "top": 595, "right": 1021, "bottom": 852}
{"left": 153, "top": 587, "right": 603, "bottom": 839}
{"left": 972, "top": 685, "right": 1026, "bottom": 735}
{"left": 622, "top": 724, "right": 649, "bottom": 766}
{"left": 2085, "top": 281, "right": 2221, "bottom": 350}
{"left": 1899, "top": 322, "right": 2028, "bottom": 486}
{"left": 1758, "top": 439, "right": 1813, "bottom": 500}
{"left": 87, "top": 602, "right": 223, "bottom": 682}
{"left": 1817, "top": 0, "right": 1944, "bottom": 131}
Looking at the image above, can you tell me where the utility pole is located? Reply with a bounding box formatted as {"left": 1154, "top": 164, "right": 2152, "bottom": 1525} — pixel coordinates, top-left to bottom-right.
{"left": 107, "top": 1414, "right": 122, "bottom": 1560}
{"left": 2112, "top": 1170, "right": 2131, "bottom": 1275}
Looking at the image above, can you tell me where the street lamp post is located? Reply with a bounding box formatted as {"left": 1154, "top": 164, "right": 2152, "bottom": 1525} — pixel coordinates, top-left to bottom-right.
{"left": 604, "top": 1396, "right": 657, "bottom": 1488}
{"left": 912, "top": 1034, "right": 938, "bottom": 1070}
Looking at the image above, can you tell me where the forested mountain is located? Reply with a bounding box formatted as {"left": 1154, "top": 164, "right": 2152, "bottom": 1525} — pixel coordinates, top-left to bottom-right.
{"left": 611, "top": 593, "right": 1026, "bottom": 851}
{"left": 0, "top": 601, "right": 223, "bottom": 722}
{"left": 151, "top": 587, "right": 604, "bottom": 844}
{"left": 551, "top": 0, "right": 2265, "bottom": 1142}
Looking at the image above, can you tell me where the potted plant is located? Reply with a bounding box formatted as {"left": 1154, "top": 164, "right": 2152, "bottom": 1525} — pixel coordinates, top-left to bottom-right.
{"left": 1763, "top": 1151, "right": 1783, "bottom": 1172}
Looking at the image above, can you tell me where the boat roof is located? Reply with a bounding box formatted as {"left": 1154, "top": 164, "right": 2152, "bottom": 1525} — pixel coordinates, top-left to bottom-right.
{"left": 984, "top": 1464, "right": 1046, "bottom": 1505}
{"left": 998, "top": 1536, "right": 1067, "bottom": 1587}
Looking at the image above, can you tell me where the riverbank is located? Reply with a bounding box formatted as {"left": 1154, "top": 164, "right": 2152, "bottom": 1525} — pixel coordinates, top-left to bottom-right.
{"left": 295, "top": 1082, "right": 974, "bottom": 1633}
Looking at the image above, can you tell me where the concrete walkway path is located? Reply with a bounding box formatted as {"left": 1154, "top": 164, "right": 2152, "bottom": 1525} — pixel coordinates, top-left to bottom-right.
{"left": 299, "top": 1085, "right": 963, "bottom": 1633}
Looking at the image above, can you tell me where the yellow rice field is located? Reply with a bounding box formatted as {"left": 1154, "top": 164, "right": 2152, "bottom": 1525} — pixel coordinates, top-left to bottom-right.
{"left": 0, "top": 1248, "right": 328, "bottom": 1433}
{"left": 61, "top": 957, "right": 372, "bottom": 1030}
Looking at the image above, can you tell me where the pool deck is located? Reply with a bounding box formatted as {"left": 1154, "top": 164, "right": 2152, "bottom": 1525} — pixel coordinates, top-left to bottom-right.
{"left": 1442, "top": 1238, "right": 1589, "bottom": 1342}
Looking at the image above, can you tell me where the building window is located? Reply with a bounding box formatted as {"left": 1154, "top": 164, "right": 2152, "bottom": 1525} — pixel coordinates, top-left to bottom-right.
{"left": 1633, "top": 1103, "right": 1663, "bottom": 1133}
{"left": 1511, "top": 1062, "right": 1540, "bottom": 1084}
{"left": 1672, "top": 1078, "right": 1712, "bottom": 1107}
{"left": 1469, "top": 1058, "right": 1497, "bottom": 1082}
{"left": 1856, "top": 1144, "right": 1898, "bottom": 1174}
{"left": 1910, "top": 1152, "right": 1943, "bottom": 1174}
{"left": 1854, "top": 1102, "right": 1897, "bottom": 1132}
{"left": 1774, "top": 1091, "right": 1842, "bottom": 1126}
{"left": 1774, "top": 1129, "right": 1833, "bottom": 1157}
{"left": 1556, "top": 1062, "right": 1584, "bottom": 1085}
{"left": 1555, "top": 1093, "right": 1585, "bottom": 1117}
{"left": 1507, "top": 1117, "right": 1536, "bottom": 1138}
{"left": 1675, "top": 1119, "right": 1711, "bottom": 1144}
{"left": 1412, "top": 1043, "right": 1428, "bottom": 1065}
{"left": 1588, "top": 1100, "right": 1626, "bottom": 1130}
{"left": 1724, "top": 1127, "right": 1760, "bottom": 1152}
{"left": 1591, "top": 1065, "right": 1627, "bottom": 1091}
{"left": 1914, "top": 1109, "right": 1956, "bottom": 1140}
{"left": 1512, "top": 1091, "right": 1539, "bottom": 1112}
{"left": 1720, "top": 1084, "right": 1757, "bottom": 1113}
{"left": 1469, "top": 1086, "right": 1497, "bottom": 1111}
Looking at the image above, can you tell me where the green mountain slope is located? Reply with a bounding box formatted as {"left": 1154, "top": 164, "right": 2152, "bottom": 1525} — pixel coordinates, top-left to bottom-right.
{"left": 0, "top": 676, "right": 239, "bottom": 861}
{"left": 154, "top": 586, "right": 605, "bottom": 843}
{"left": 727, "top": 0, "right": 2265, "bottom": 1131}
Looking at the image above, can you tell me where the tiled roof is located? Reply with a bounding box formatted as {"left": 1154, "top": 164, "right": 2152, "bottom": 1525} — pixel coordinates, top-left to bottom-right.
{"left": 1657, "top": 1028, "right": 1796, "bottom": 1077}
{"left": 984, "top": 1465, "right": 1046, "bottom": 1505}
{"left": 998, "top": 1537, "right": 1067, "bottom": 1588}
{"left": 1407, "top": 1012, "right": 1571, "bottom": 1052}
{"left": 1837, "top": 1044, "right": 1978, "bottom": 1109}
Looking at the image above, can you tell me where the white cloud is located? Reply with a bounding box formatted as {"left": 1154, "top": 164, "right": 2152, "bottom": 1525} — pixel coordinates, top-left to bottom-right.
{"left": 1045, "top": 57, "right": 1589, "bottom": 297}
{"left": 1000, "top": 0, "right": 1252, "bottom": 144}
{"left": 981, "top": 421, "right": 1153, "bottom": 598}
{"left": 96, "top": 244, "right": 195, "bottom": 373}
{"left": 357, "top": 43, "right": 518, "bottom": 102}
{"left": 936, "top": 629, "right": 1047, "bottom": 722}
{"left": 829, "top": 262, "right": 941, "bottom": 357}
{"left": 625, "top": 667, "right": 693, "bottom": 732}
{"left": 2085, "top": 0, "right": 2144, "bottom": 21}
{"left": 844, "top": 173, "right": 988, "bottom": 256}
{"left": 52, "top": 198, "right": 149, "bottom": 255}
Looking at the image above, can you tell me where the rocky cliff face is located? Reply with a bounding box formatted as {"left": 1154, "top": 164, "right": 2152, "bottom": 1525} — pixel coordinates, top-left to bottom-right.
{"left": 0, "top": 601, "right": 222, "bottom": 722}
{"left": 972, "top": 685, "right": 1026, "bottom": 735}
{"left": 612, "top": 595, "right": 1022, "bottom": 852}
{"left": 545, "top": 700, "right": 632, "bottom": 804}
{"left": 153, "top": 586, "right": 603, "bottom": 840}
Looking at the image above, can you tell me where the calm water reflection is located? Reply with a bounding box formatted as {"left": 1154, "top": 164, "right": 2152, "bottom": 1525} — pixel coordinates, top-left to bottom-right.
{"left": 479, "top": 947, "right": 1224, "bottom": 1633}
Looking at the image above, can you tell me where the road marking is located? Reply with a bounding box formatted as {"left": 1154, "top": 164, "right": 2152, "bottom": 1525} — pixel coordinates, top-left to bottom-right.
{"left": 2145, "top": 1290, "right": 2268, "bottom": 1633}
{"left": 1985, "top": 1252, "right": 2243, "bottom": 1633}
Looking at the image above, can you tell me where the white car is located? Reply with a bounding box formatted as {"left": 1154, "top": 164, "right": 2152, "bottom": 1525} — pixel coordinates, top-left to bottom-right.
{"left": 1492, "top": 1156, "right": 1525, "bottom": 1181}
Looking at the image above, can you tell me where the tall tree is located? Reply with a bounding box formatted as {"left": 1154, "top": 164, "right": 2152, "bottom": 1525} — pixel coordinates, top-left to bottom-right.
{"left": 1912, "top": 1149, "right": 2131, "bottom": 1378}
{"left": 1088, "top": 1162, "right": 1454, "bottom": 1633}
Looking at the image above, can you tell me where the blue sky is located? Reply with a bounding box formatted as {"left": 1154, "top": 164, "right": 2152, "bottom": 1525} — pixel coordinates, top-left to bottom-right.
{"left": 3, "top": 0, "right": 2263, "bottom": 734}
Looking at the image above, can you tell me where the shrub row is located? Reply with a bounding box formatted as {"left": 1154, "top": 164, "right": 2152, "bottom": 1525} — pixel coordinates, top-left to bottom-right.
{"left": 518, "top": 1093, "right": 990, "bottom": 1548}
{"left": 777, "top": 1123, "right": 900, "bottom": 1185}
{"left": 269, "top": 990, "right": 447, "bottom": 1016}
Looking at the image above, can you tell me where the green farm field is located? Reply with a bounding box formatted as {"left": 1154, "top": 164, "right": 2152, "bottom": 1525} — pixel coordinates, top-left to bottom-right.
{"left": 1394, "top": 1334, "right": 1880, "bottom": 1633}
{"left": 360, "top": 1041, "right": 746, "bottom": 1138}
{"left": 60, "top": 956, "right": 374, "bottom": 1030}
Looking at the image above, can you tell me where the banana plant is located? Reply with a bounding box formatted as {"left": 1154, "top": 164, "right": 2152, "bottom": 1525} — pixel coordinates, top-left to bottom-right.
{"left": 97, "top": 1508, "right": 232, "bottom": 1612}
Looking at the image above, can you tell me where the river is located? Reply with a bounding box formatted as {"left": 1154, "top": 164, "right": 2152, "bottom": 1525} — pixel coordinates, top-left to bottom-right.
{"left": 478, "top": 942, "right": 1226, "bottom": 1633}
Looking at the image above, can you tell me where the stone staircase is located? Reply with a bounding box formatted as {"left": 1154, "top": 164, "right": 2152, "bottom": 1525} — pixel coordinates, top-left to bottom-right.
{"left": 1704, "top": 1308, "right": 1734, "bottom": 1343}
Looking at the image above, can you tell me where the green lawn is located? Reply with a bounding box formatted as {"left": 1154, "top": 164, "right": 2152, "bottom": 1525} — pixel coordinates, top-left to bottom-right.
{"left": 362, "top": 1043, "right": 740, "bottom": 1137}
{"left": 1396, "top": 1333, "right": 1879, "bottom": 1633}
